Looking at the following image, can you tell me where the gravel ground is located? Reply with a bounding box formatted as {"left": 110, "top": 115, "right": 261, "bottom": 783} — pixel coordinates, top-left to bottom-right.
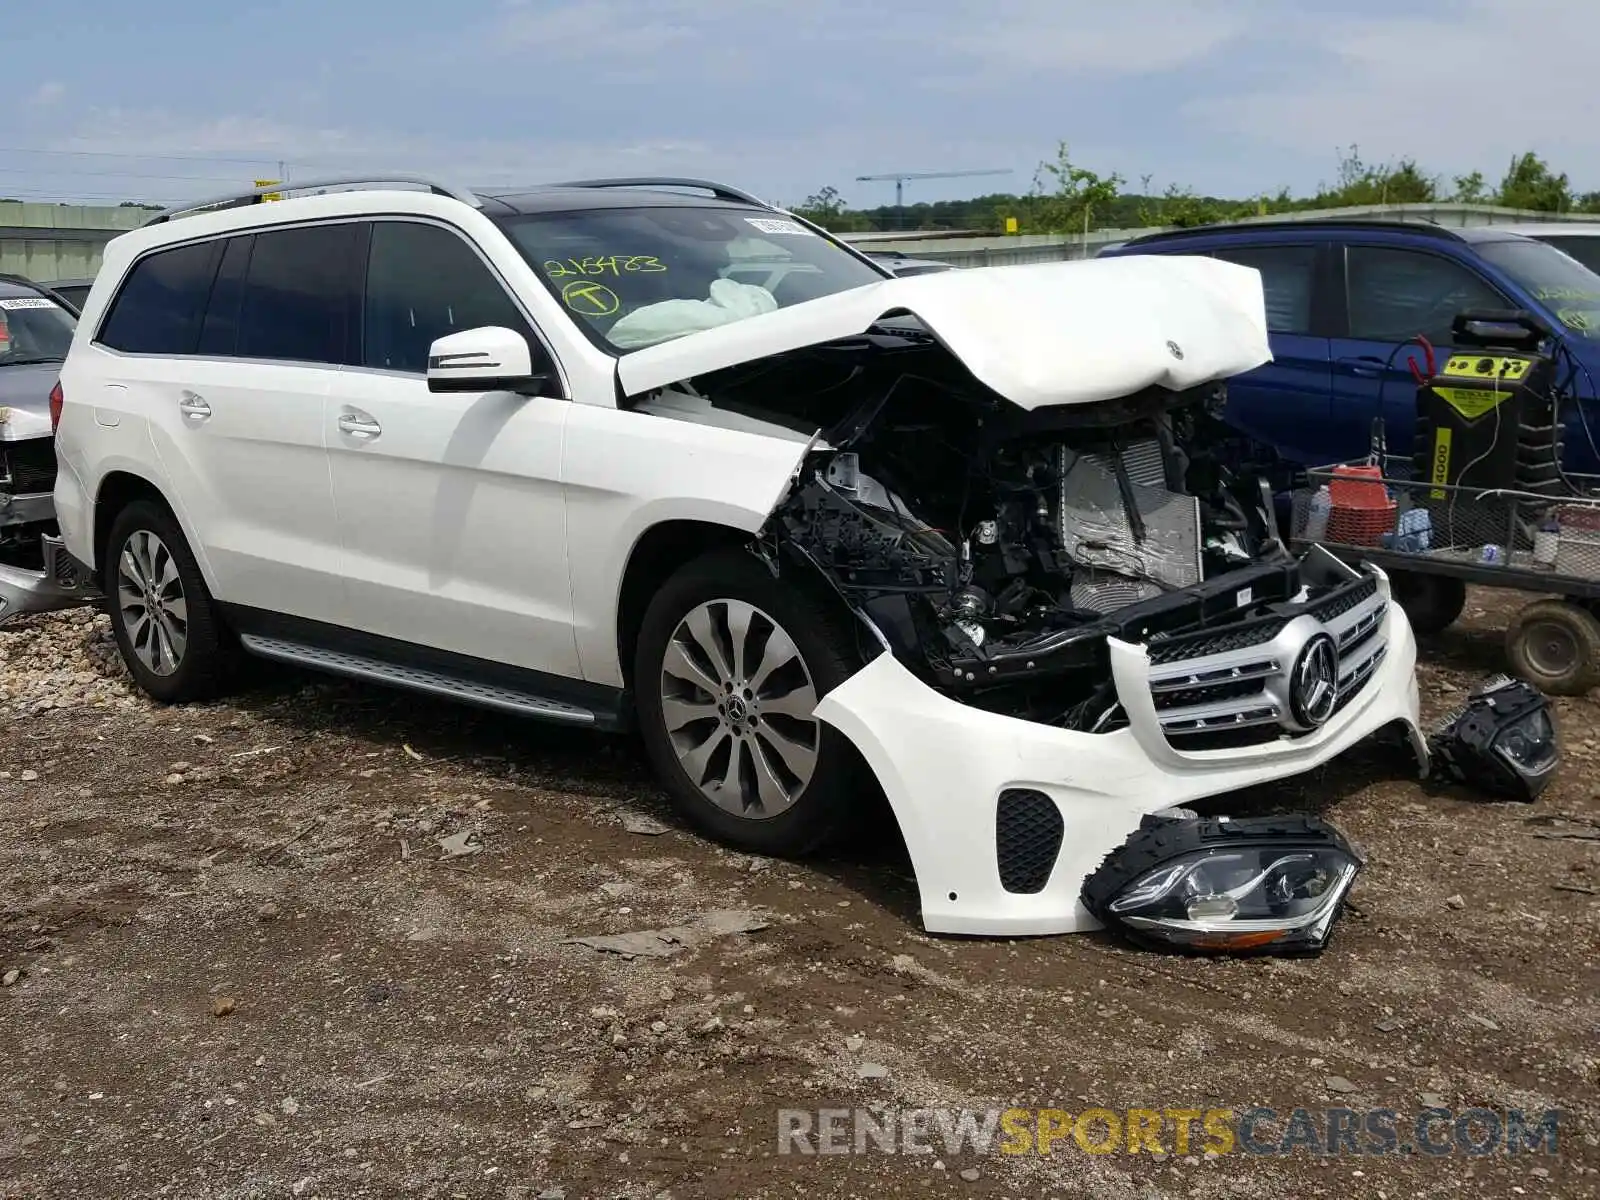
{"left": 1, "top": 591, "right": 1598, "bottom": 1199}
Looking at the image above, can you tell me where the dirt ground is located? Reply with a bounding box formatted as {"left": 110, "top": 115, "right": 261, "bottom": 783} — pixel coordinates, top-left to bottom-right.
{"left": 1, "top": 589, "right": 1597, "bottom": 1200}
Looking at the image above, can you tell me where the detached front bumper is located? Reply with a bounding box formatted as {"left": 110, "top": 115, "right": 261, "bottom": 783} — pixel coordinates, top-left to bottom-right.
{"left": 0, "top": 534, "right": 102, "bottom": 626}
{"left": 815, "top": 569, "right": 1425, "bottom": 937}
{"left": 1, "top": 490, "right": 54, "bottom": 529}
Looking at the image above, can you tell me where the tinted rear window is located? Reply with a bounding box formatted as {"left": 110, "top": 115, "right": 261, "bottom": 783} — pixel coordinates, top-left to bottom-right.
{"left": 236, "top": 224, "right": 359, "bottom": 364}
{"left": 97, "top": 240, "right": 223, "bottom": 355}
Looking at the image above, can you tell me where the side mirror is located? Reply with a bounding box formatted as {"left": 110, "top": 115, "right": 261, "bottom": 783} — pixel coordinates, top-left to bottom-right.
{"left": 1450, "top": 308, "right": 1551, "bottom": 352}
{"left": 426, "top": 327, "right": 554, "bottom": 395}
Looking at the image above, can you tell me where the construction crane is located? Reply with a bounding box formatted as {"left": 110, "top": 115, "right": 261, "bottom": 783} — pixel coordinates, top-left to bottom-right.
{"left": 854, "top": 168, "right": 1013, "bottom": 229}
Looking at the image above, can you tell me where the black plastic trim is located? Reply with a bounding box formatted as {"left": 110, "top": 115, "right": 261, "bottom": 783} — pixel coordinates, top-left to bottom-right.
{"left": 221, "top": 604, "right": 632, "bottom": 730}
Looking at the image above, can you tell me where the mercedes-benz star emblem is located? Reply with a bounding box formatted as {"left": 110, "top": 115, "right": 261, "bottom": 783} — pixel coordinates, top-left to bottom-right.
{"left": 1290, "top": 633, "right": 1340, "bottom": 728}
{"left": 1166, "top": 340, "right": 1184, "bottom": 360}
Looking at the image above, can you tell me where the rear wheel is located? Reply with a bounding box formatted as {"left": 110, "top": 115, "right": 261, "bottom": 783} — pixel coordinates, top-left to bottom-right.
{"left": 633, "top": 549, "right": 869, "bottom": 856}
{"left": 104, "top": 500, "right": 238, "bottom": 702}
{"left": 1505, "top": 598, "right": 1600, "bottom": 697}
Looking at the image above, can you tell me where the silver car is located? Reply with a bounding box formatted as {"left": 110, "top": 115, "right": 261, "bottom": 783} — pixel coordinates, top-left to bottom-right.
{"left": 0, "top": 274, "right": 76, "bottom": 606}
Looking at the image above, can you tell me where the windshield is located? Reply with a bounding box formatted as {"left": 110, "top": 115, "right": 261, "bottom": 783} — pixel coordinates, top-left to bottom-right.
{"left": 499, "top": 206, "right": 887, "bottom": 353}
{"left": 1528, "top": 233, "right": 1600, "bottom": 276}
{"left": 1474, "top": 237, "right": 1600, "bottom": 340}
{"left": 0, "top": 294, "right": 77, "bottom": 364}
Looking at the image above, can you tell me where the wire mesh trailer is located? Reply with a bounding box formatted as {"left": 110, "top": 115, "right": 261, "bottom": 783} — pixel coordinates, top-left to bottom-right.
{"left": 1289, "top": 458, "right": 1600, "bottom": 695}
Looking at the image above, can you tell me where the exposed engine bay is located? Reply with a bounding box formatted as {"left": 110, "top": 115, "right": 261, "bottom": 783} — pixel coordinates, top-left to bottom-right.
{"left": 638, "top": 321, "right": 1366, "bottom": 733}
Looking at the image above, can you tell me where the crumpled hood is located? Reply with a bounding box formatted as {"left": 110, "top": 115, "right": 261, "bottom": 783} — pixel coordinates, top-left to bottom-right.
{"left": 616, "top": 254, "right": 1271, "bottom": 409}
{"left": 0, "top": 362, "right": 60, "bottom": 441}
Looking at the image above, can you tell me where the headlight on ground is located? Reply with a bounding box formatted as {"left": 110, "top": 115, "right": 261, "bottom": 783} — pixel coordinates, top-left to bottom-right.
{"left": 1081, "top": 814, "right": 1364, "bottom": 956}
{"left": 1429, "top": 674, "right": 1559, "bottom": 803}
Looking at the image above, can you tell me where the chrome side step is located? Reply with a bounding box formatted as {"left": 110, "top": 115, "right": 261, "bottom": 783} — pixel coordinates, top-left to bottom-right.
{"left": 237, "top": 633, "right": 599, "bottom": 725}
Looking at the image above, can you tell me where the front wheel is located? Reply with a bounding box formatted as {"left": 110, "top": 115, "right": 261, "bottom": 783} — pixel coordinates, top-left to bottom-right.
{"left": 104, "top": 500, "right": 238, "bottom": 703}
{"left": 633, "top": 549, "right": 870, "bottom": 857}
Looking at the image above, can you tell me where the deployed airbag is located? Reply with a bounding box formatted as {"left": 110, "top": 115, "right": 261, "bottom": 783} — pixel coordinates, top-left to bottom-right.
{"left": 608, "top": 279, "right": 778, "bottom": 350}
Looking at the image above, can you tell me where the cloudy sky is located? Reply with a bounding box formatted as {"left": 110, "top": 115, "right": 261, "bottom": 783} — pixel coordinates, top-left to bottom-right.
{"left": 7, "top": 0, "right": 1598, "bottom": 211}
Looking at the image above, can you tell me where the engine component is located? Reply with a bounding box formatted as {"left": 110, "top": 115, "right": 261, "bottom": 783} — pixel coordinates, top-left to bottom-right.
{"left": 1069, "top": 568, "right": 1159, "bottom": 614}
{"left": 1428, "top": 674, "right": 1558, "bottom": 802}
{"left": 1056, "top": 445, "right": 1202, "bottom": 595}
{"left": 1081, "top": 812, "right": 1365, "bottom": 956}
{"left": 778, "top": 472, "right": 955, "bottom": 592}
{"left": 947, "top": 585, "right": 990, "bottom": 647}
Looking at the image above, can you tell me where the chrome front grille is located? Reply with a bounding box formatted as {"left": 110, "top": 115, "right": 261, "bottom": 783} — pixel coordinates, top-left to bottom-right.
{"left": 1145, "top": 577, "right": 1389, "bottom": 750}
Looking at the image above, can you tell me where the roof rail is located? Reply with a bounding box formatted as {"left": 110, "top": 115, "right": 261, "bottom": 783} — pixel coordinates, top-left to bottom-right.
{"left": 544, "top": 177, "right": 770, "bottom": 208}
{"left": 142, "top": 175, "right": 483, "bottom": 227}
{"left": 1123, "top": 216, "right": 1465, "bottom": 246}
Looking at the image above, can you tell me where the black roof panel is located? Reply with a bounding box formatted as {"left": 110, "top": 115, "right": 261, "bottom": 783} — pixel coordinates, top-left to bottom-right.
{"left": 480, "top": 186, "right": 760, "bottom": 216}
{"left": 0, "top": 274, "right": 52, "bottom": 299}
{"left": 1120, "top": 216, "right": 1556, "bottom": 248}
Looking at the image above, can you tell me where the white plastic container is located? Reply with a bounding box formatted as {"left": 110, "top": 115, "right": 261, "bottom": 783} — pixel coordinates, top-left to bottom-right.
{"left": 1533, "top": 522, "right": 1559, "bottom": 567}
{"left": 1304, "top": 485, "right": 1332, "bottom": 542}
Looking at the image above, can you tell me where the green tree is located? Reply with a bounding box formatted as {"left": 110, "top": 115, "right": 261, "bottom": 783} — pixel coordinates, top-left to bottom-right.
{"left": 797, "top": 141, "right": 1600, "bottom": 233}
{"left": 1495, "top": 152, "right": 1572, "bottom": 211}
{"left": 791, "top": 185, "right": 865, "bottom": 231}
{"left": 1313, "top": 144, "right": 1437, "bottom": 207}
{"left": 1452, "top": 171, "right": 1487, "bottom": 204}
{"left": 1024, "top": 141, "right": 1123, "bottom": 234}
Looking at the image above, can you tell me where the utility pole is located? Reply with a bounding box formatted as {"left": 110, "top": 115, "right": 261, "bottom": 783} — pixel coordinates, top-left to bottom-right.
{"left": 855, "top": 168, "right": 1013, "bottom": 230}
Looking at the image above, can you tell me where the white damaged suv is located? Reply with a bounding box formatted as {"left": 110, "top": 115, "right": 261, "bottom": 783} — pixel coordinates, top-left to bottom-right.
{"left": 51, "top": 176, "right": 1427, "bottom": 938}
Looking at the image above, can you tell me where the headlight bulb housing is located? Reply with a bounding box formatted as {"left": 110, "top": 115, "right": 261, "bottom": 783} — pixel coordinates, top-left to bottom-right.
{"left": 1082, "top": 813, "right": 1365, "bottom": 956}
{"left": 1429, "top": 674, "right": 1558, "bottom": 803}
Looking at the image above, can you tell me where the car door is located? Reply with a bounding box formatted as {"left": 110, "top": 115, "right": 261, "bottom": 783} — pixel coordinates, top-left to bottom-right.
{"left": 1204, "top": 242, "right": 1335, "bottom": 467}
{"left": 1329, "top": 241, "right": 1510, "bottom": 463}
{"left": 322, "top": 217, "right": 580, "bottom": 677}
{"left": 94, "top": 227, "right": 353, "bottom": 625}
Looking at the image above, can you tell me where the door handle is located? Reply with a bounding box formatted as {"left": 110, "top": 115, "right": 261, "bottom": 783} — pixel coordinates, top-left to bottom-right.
{"left": 337, "top": 409, "right": 382, "bottom": 440}
{"left": 177, "top": 391, "right": 211, "bottom": 422}
{"left": 1337, "top": 356, "right": 1385, "bottom": 378}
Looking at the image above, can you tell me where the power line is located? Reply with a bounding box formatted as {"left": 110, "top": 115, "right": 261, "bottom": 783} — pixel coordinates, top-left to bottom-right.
{"left": 0, "top": 187, "right": 183, "bottom": 204}
{"left": 0, "top": 166, "right": 250, "bottom": 185}
{"left": 0, "top": 145, "right": 283, "bottom": 168}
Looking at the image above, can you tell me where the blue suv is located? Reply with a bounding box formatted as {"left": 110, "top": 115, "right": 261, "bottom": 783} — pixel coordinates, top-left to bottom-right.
{"left": 1100, "top": 219, "right": 1600, "bottom": 473}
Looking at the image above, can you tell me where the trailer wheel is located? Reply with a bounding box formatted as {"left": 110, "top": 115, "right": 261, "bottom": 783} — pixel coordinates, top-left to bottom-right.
{"left": 1390, "top": 572, "right": 1467, "bottom": 637}
{"left": 1505, "top": 598, "right": 1600, "bottom": 696}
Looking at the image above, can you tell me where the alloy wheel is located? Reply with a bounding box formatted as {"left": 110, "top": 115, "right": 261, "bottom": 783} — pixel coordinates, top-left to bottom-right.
{"left": 116, "top": 529, "right": 188, "bottom": 676}
{"left": 658, "top": 598, "right": 821, "bottom": 820}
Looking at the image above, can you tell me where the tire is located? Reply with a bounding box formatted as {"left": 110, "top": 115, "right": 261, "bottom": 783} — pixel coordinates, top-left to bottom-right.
{"left": 1505, "top": 598, "right": 1600, "bottom": 697}
{"left": 103, "top": 499, "right": 239, "bottom": 703}
{"left": 1389, "top": 571, "right": 1467, "bottom": 637}
{"left": 633, "top": 548, "right": 870, "bottom": 857}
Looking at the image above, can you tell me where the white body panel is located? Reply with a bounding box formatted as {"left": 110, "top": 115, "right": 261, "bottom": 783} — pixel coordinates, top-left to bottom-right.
{"left": 618, "top": 255, "right": 1271, "bottom": 407}
{"left": 321, "top": 369, "right": 580, "bottom": 675}
{"left": 817, "top": 599, "right": 1424, "bottom": 936}
{"left": 560, "top": 400, "right": 811, "bottom": 687}
{"left": 63, "top": 349, "right": 347, "bottom": 625}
